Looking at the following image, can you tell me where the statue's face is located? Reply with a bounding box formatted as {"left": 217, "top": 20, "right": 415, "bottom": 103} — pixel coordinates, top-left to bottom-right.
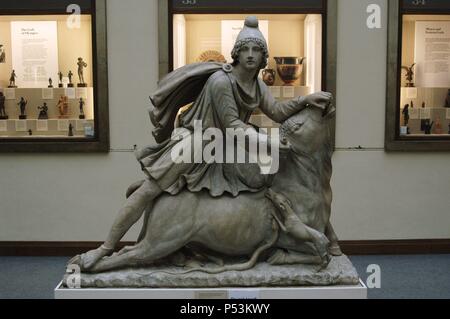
{"left": 237, "top": 41, "right": 264, "bottom": 71}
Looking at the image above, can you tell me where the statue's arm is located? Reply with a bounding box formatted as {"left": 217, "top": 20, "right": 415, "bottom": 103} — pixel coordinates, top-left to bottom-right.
{"left": 259, "top": 83, "right": 333, "bottom": 123}
{"left": 259, "top": 85, "right": 307, "bottom": 123}
{"left": 211, "top": 76, "right": 270, "bottom": 149}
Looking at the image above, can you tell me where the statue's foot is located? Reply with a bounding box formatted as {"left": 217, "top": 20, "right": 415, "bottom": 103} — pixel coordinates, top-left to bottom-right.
{"left": 313, "top": 233, "right": 331, "bottom": 268}
{"left": 185, "top": 259, "right": 203, "bottom": 269}
{"left": 328, "top": 242, "right": 343, "bottom": 256}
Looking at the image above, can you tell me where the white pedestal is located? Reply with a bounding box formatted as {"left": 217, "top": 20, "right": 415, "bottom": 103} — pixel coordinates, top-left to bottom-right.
{"left": 55, "top": 279, "right": 367, "bottom": 299}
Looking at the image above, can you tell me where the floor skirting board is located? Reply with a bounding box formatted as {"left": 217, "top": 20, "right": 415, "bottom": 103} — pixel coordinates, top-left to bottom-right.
{"left": 0, "top": 239, "right": 449, "bottom": 256}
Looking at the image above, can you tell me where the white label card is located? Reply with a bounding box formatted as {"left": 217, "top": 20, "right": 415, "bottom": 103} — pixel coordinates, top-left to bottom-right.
{"left": 282, "top": 86, "right": 295, "bottom": 98}
{"left": 57, "top": 119, "right": 69, "bottom": 131}
{"left": 270, "top": 86, "right": 281, "bottom": 98}
{"left": 0, "top": 121, "right": 7, "bottom": 132}
{"left": 15, "top": 120, "right": 27, "bottom": 131}
{"left": 36, "top": 120, "right": 48, "bottom": 131}
{"left": 75, "top": 88, "right": 88, "bottom": 99}
{"left": 228, "top": 289, "right": 260, "bottom": 299}
{"left": 420, "top": 108, "right": 431, "bottom": 119}
{"left": 76, "top": 120, "right": 86, "bottom": 131}
{"left": 405, "top": 88, "right": 418, "bottom": 99}
{"left": 4, "top": 88, "right": 16, "bottom": 100}
{"left": 410, "top": 108, "right": 419, "bottom": 119}
{"left": 42, "top": 88, "right": 54, "bottom": 100}
{"left": 65, "top": 88, "right": 76, "bottom": 99}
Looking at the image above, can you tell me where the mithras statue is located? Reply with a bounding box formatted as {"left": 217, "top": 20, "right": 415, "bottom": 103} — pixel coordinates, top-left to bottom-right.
{"left": 67, "top": 17, "right": 357, "bottom": 288}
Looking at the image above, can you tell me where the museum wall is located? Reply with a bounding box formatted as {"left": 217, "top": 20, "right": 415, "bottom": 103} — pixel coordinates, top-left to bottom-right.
{"left": 0, "top": 15, "right": 93, "bottom": 87}
{"left": 0, "top": 0, "right": 449, "bottom": 242}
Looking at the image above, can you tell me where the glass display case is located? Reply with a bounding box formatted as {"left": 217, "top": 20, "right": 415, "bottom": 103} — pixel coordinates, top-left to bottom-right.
{"left": 0, "top": 0, "right": 108, "bottom": 152}
{"left": 386, "top": 0, "right": 450, "bottom": 151}
{"left": 158, "top": 0, "right": 336, "bottom": 136}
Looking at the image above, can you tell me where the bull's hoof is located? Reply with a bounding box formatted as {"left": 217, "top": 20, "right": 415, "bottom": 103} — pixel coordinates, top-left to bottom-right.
{"left": 267, "top": 250, "right": 288, "bottom": 265}
{"left": 328, "top": 243, "right": 343, "bottom": 256}
{"left": 318, "top": 254, "right": 331, "bottom": 271}
{"left": 67, "top": 247, "right": 112, "bottom": 271}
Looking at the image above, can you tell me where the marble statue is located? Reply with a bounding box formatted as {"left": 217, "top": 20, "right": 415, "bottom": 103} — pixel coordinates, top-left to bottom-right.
{"left": 67, "top": 17, "right": 357, "bottom": 288}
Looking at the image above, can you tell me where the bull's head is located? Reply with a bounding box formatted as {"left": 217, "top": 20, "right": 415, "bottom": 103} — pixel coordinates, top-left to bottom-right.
{"left": 280, "top": 103, "right": 335, "bottom": 155}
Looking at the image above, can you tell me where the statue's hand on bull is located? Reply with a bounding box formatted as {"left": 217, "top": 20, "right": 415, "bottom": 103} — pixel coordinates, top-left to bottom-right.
{"left": 302, "top": 91, "right": 333, "bottom": 114}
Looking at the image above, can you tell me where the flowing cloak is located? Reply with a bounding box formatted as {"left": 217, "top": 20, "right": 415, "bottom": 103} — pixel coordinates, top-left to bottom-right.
{"left": 136, "top": 62, "right": 306, "bottom": 197}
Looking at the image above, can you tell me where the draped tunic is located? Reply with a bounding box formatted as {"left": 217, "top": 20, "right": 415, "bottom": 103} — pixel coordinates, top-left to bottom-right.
{"left": 136, "top": 63, "right": 306, "bottom": 197}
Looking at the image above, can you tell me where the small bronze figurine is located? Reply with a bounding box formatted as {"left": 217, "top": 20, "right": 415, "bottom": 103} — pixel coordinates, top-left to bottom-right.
{"left": 38, "top": 102, "right": 49, "bottom": 120}
{"left": 0, "top": 92, "right": 7, "bottom": 119}
{"left": 28, "top": 129, "right": 32, "bottom": 136}
{"left": 8, "top": 70, "right": 17, "bottom": 88}
{"left": 448, "top": 124, "right": 450, "bottom": 135}
{"left": 402, "top": 104, "right": 410, "bottom": 126}
{"left": 68, "top": 71, "right": 74, "bottom": 88}
{"left": 422, "top": 101, "right": 426, "bottom": 108}
{"left": 48, "top": 78, "right": 53, "bottom": 88}
{"left": 410, "top": 100, "right": 414, "bottom": 108}
{"left": 423, "top": 120, "right": 434, "bottom": 135}
{"left": 434, "top": 117, "right": 443, "bottom": 134}
{"left": 17, "top": 97, "right": 27, "bottom": 119}
{"left": 79, "top": 98, "right": 85, "bottom": 119}
{"left": 445, "top": 89, "right": 450, "bottom": 108}
{"left": 0, "top": 44, "right": 5, "bottom": 63}
{"left": 56, "top": 95, "right": 69, "bottom": 118}
{"left": 68, "top": 123, "right": 74, "bottom": 137}
{"left": 262, "top": 69, "right": 276, "bottom": 86}
{"left": 58, "top": 71, "right": 64, "bottom": 88}
{"left": 402, "top": 63, "right": 416, "bottom": 87}
{"left": 77, "top": 57, "right": 88, "bottom": 87}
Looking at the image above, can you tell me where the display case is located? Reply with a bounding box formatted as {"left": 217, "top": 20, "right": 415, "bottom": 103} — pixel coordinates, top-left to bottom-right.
{"left": 158, "top": 0, "right": 337, "bottom": 137}
{"left": 386, "top": 0, "right": 450, "bottom": 151}
{"left": 0, "top": 0, "right": 108, "bottom": 152}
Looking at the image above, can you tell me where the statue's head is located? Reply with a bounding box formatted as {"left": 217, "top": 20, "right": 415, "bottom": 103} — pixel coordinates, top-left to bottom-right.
{"left": 231, "top": 16, "right": 269, "bottom": 70}
{"left": 280, "top": 104, "right": 335, "bottom": 155}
